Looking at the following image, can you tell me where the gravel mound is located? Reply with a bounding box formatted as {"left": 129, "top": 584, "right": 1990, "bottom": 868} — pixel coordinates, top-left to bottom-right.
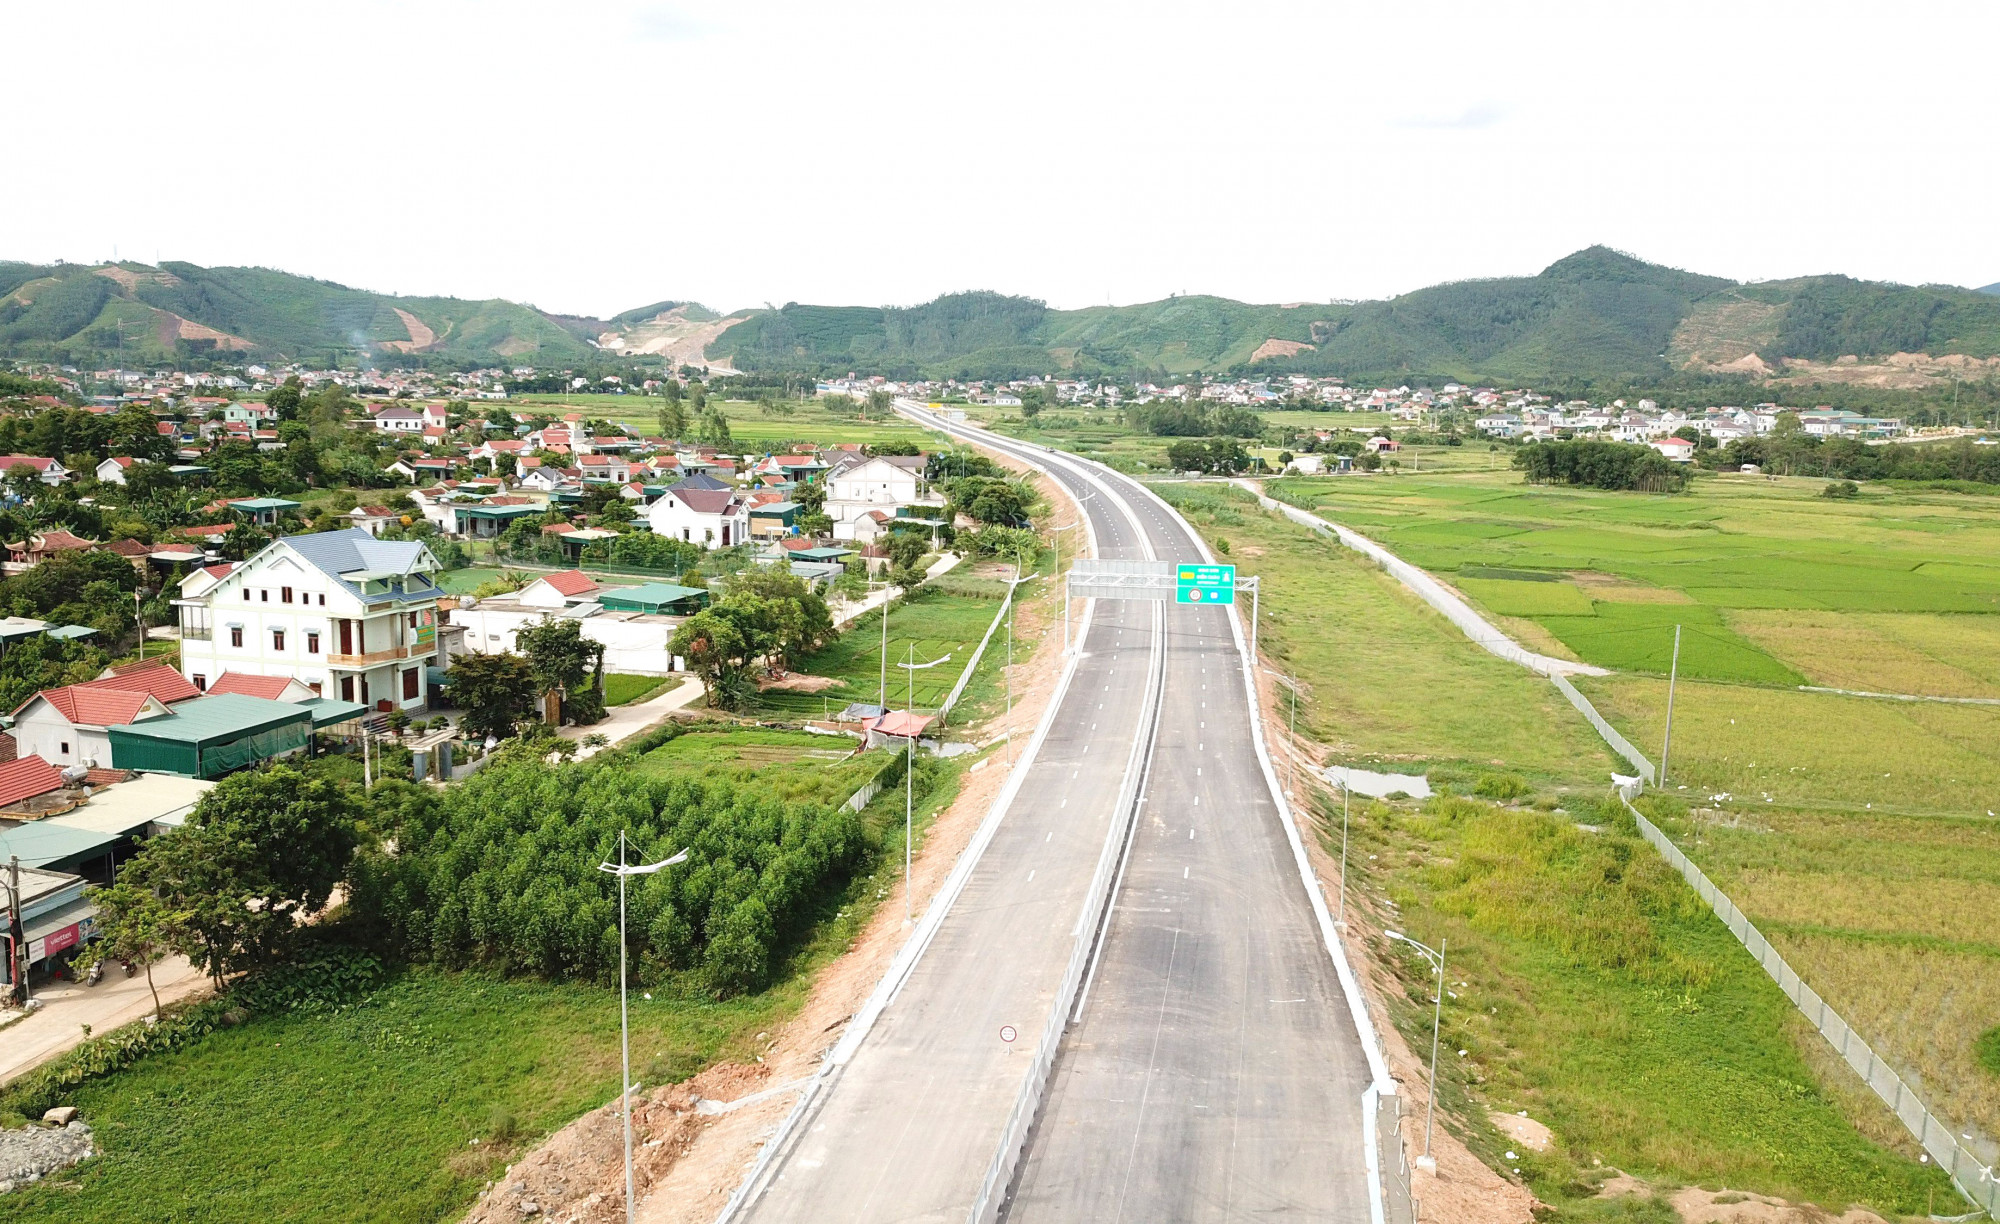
{"left": 0, "top": 1121, "right": 95, "bottom": 1192}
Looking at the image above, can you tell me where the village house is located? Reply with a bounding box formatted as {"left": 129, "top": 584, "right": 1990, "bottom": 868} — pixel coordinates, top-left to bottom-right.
{"left": 174, "top": 528, "right": 446, "bottom": 713}
{"left": 0, "top": 455, "right": 70, "bottom": 485}
{"left": 824, "top": 454, "right": 937, "bottom": 540}
{"left": 645, "top": 474, "right": 748, "bottom": 548}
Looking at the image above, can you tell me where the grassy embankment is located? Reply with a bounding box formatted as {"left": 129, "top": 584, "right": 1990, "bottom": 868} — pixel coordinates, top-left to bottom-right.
{"left": 1148, "top": 478, "right": 1957, "bottom": 1220}
{"left": 1260, "top": 468, "right": 2000, "bottom": 1195}
{"left": 0, "top": 728, "right": 968, "bottom": 1224}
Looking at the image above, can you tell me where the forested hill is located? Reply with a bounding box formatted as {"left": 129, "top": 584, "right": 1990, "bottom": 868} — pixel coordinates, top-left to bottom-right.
{"left": 9, "top": 250, "right": 2000, "bottom": 383}
{"left": 0, "top": 261, "right": 597, "bottom": 367}
{"left": 704, "top": 249, "right": 2000, "bottom": 384}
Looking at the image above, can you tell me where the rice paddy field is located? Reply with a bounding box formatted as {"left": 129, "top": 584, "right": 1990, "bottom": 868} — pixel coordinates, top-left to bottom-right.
{"left": 1142, "top": 479, "right": 1951, "bottom": 1217}
{"left": 1251, "top": 467, "right": 2000, "bottom": 1199}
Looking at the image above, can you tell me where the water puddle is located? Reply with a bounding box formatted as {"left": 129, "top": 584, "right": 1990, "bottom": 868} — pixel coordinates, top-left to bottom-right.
{"left": 1324, "top": 766, "right": 1433, "bottom": 799}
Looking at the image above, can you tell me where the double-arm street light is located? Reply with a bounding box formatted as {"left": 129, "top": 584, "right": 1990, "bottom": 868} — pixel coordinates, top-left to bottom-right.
{"left": 598, "top": 835, "right": 691, "bottom": 1224}
{"left": 894, "top": 645, "right": 952, "bottom": 926}
{"left": 1385, "top": 929, "right": 1446, "bottom": 1170}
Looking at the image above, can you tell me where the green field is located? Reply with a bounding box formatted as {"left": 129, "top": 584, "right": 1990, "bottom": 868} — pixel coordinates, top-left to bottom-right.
{"left": 1340, "top": 793, "right": 1953, "bottom": 1220}
{"left": 746, "top": 571, "right": 1038, "bottom": 727}
{"left": 510, "top": 394, "right": 936, "bottom": 450}
{"left": 1152, "top": 481, "right": 1617, "bottom": 785}
{"left": 0, "top": 970, "right": 779, "bottom": 1224}
{"left": 602, "top": 673, "right": 680, "bottom": 706}
{"left": 1637, "top": 795, "right": 2000, "bottom": 1169}
{"left": 633, "top": 726, "right": 883, "bottom": 806}
{"left": 1269, "top": 470, "right": 2000, "bottom": 685}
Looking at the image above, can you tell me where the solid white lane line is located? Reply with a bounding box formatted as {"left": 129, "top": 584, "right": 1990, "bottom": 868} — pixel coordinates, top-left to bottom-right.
{"left": 1189, "top": 828, "right": 1195, "bottom": 839}
{"left": 1047, "top": 832, "right": 1053, "bottom": 842}
{"left": 1183, "top": 867, "right": 1190, "bottom": 879}
{"left": 1028, "top": 870, "right": 1036, "bottom": 882}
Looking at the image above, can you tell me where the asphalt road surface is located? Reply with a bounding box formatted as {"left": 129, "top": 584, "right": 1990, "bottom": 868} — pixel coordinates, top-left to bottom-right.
{"left": 735, "top": 428, "right": 1167, "bottom": 1224}
{"left": 1005, "top": 463, "right": 1374, "bottom": 1224}
{"left": 729, "top": 414, "right": 1375, "bottom": 1224}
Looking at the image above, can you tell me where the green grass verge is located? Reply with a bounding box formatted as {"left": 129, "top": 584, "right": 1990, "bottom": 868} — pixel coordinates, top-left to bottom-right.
{"left": 1340, "top": 792, "right": 1954, "bottom": 1219}
{"left": 633, "top": 727, "right": 883, "bottom": 807}
{"left": 602, "top": 673, "right": 680, "bottom": 706}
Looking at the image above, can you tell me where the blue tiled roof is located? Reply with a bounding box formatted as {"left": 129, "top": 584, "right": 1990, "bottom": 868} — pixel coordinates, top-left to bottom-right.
{"left": 278, "top": 528, "right": 439, "bottom": 603}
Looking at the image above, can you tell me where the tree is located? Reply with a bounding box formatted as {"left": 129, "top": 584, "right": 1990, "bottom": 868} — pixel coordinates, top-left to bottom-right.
{"left": 114, "top": 822, "right": 273, "bottom": 991}
{"left": 657, "top": 398, "right": 688, "bottom": 440}
{"left": 267, "top": 377, "right": 303, "bottom": 422}
{"left": 722, "top": 569, "right": 835, "bottom": 669}
{"left": 698, "top": 407, "right": 733, "bottom": 447}
{"left": 518, "top": 616, "right": 607, "bottom": 725}
{"left": 448, "top": 651, "right": 538, "bottom": 740}
{"left": 191, "top": 766, "right": 360, "bottom": 934}
{"left": 671, "top": 609, "right": 747, "bottom": 706}
{"left": 84, "top": 872, "right": 179, "bottom": 1018}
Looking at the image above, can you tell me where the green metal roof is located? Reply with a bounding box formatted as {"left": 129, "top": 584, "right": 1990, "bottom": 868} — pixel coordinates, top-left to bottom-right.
{"left": 0, "top": 822, "right": 118, "bottom": 871}
{"left": 299, "top": 697, "right": 369, "bottom": 728}
{"left": 791, "top": 546, "right": 852, "bottom": 561}
{"left": 46, "top": 625, "right": 98, "bottom": 640}
{"left": 229, "top": 497, "right": 301, "bottom": 512}
{"left": 455, "top": 503, "right": 545, "bottom": 520}
{"left": 751, "top": 501, "right": 801, "bottom": 516}
{"left": 596, "top": 582, "right": 710, "bottom": 613}
{"left": 109, "top": 693, "right": 312, "bottom": 747}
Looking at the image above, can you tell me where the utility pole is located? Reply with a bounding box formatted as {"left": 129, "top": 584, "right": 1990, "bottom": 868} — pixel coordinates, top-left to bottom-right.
{"left": 597, "top": 838, "right": 689, "bottom": 1224}
{"left": 6, "top": 855, "right": 22, "bottom": 1007}
{"left": 1660, "top": 624, "right": 1682, "bottom": 790}
{"left": 895, "top": 647, "right": 951, "bottom": 927}
{"left": 1387, "top": 931, "right": 1446, "bottom": 1170}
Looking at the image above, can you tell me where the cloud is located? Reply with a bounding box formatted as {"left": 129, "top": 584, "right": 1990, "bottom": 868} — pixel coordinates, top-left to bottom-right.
{"left": 631, "top": 5, "right": 708, "bottom": 41}
{"left": 1395, "top": 101, "right": 1508, "bottom": 131}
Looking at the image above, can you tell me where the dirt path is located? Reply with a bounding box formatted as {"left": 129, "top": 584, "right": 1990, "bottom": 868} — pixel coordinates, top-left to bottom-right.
{"left": 461, "top": 462, "right": 1086, "bottom": 1224}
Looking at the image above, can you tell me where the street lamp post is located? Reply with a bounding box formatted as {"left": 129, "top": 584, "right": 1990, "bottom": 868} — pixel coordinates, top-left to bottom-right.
{"left": 597, "top": 835, "right": 691, "bottom": 1224}
{"left": 894, "top": 646, "right": 951, "bottom": 927}
{"left": 1386, "top": 930, "right": 1446, "bottom": 1169}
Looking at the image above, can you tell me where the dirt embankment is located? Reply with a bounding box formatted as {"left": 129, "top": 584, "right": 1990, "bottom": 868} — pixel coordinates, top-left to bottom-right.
{"left": 464, "top": 460, "right": 1086, "bottom": 1224}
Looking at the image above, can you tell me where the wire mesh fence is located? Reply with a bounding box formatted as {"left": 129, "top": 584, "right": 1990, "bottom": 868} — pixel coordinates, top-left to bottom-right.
{"left": 1624, "top": 800, "right": 1998, "bottom": 1217}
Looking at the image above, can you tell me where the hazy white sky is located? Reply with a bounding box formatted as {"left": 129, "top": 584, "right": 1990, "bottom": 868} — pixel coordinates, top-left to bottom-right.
{"left": 6, "top": 1, "right": 1996, "bottom": 316}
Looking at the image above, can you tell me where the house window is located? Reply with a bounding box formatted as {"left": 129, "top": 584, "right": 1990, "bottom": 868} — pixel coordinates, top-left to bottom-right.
{"left": 60, "top": 741, "right": 69, "bottom": 756}
{"left": 408, "top": 612, "right": 418, "bottom": 629}
{"left": 261, "top": 589, "right": 269, "bottom": 602}
{"left": 230, "top": 626, "right": 244, "bottom": 648}
{"left": 281, "top": 586, "right": 293, "bottom": 604}
{"left": 242, "top": 588, "right": 250, "bottom": 601}
{"left": 306, "top": 631, "right": 320, "bottom": 654}
{"left": 272, "top": 629, "right": 286, "bottom": 651}
{"left": 193, "top": 674, "right": 206, "bottom": 691}
{"left": 317, "top": 593, "right": 325, "bottom": 606}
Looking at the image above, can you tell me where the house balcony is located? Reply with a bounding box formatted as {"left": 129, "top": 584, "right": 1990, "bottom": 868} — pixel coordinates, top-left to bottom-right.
{"left": 328, "top": 644, "right": 425, "bottom": 668}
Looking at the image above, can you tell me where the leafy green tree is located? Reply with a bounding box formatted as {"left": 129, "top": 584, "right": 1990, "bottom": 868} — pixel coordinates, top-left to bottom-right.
{"left": 80, "top": 875, "right": 175, "bottom": 1018}
{"left": 114, "top": 822, "right": 273, "bottom": 991}
{"left": 518, "top": 616, "right": 607, "bottom": 724}
{"left": 266, "top": 377, "right": 303, "bottom": 421}
{"left": 448, "top": 651, "right": 539, "bottom": 741}
{"left": 698, "top": 407, "right": 733, "bottom": 447}
{"left": 192, "top": 766, "right": 361, "bottom": 928}
{"left": 657, "top": 397, "right": 688, "bottom": 440}
{"left": 671, "top": 609, "right": 747, "bottom": 706}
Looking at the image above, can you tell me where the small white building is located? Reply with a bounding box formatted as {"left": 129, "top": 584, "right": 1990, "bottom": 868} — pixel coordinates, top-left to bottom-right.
{"left": 645, "top": 476, "right": 748, "bottom": 548}
{"left": 824, "top": 455, "right": 936, "bottom": 539}
{"left": 95, "top": 456, "right": 146, "bottom": 485}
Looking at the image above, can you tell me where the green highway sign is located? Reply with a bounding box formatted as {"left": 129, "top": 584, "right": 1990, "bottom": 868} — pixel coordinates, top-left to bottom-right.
{"left": 1175, "top": 563, "right": 1236, "bottom": 604}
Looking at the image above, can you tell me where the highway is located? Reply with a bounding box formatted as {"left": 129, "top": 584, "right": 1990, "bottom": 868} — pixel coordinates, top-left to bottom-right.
{"left": 728, "top": 420, "right": 1169, "bottom": 1224}
{"left": 722, "top": 410, "right": 1386, "bottom": 1224}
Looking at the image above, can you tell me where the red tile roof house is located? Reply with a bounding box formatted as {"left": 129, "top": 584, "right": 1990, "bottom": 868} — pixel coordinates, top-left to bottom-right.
{"left": 4, "top": 530, "right": 98, "bottom": 576}
{"left": 0, "top": 455, "right": 71, "bottom": 484}
{"left": 9, "top": 682, "right": 177, "bottom": 771}
{"left": 0, "top": 754, "right": 66, "bottom": 809}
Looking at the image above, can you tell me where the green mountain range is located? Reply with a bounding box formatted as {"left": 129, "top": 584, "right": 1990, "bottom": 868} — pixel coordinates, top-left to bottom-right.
{"left": 7, "top": 250, "right": 2000, "bottom": 385}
